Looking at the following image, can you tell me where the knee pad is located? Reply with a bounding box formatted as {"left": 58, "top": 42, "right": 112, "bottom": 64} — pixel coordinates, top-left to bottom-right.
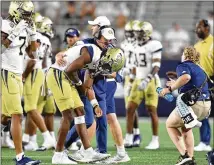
{"left": 74, "top": 116, "right": 85, "bottom": 125}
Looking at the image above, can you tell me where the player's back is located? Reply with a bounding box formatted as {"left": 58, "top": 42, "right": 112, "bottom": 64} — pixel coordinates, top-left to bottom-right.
{"left": 135, "top": 39, "right": 162, "bottom": 79}
{"left": 51, "top": 44, "right": 102, "bottom": 71}
{"left": 2, "top": 19, "right": 30, "bottom": 74}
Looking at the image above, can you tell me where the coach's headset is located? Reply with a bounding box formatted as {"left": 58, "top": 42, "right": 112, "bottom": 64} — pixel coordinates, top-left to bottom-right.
{"left": 64, "top": 28, "right": 80, "bottom": 43}
{"left": 94, "top": 25, "right": 116, "bottom": 40}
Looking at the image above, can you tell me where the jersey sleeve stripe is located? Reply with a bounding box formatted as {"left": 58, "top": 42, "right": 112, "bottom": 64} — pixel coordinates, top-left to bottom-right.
{"left": 152, "top": 48, "right": 162, "bottom": 53}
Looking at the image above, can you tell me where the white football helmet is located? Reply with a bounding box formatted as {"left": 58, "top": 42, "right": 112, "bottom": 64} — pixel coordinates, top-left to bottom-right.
{"left": 33, "top": 12, "right": 44, "bottom": 31}
{"left": 9, "top": 1, "right": 34, "bottom": 23}
{"left": 124, "top": 20, "right": 140, "bottom": 41}
{"left": 39, "top": 17, "right": 54, "bottom": 38}
{"left": 133, "top": 21, "right": 153, "bottom": 42}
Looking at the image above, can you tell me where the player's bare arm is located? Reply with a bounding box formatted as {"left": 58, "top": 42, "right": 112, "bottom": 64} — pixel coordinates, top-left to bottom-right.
{"left": 22, "top": 59, "right": 36, "bottom": 81}
{"left": 1, "top": 32, "right": 12, "bottom": 48}
{"left": 84, "top": 70, "right": 102, "bottom": 118}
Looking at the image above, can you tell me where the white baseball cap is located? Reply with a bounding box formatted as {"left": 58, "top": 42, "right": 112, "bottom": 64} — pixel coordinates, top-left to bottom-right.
{"left": 101, "top": 27, "right": 116, "bottom": 40}
{"left": 88, "top": 16, "right": 111, "bottom": 26}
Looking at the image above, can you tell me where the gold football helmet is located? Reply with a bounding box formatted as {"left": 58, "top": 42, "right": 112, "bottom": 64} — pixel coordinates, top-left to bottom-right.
{"left": 9, "top": 1, "right": 34, "bottom": 23}
{"left": 39, "top": 17, "right": 54, "bottom": 38}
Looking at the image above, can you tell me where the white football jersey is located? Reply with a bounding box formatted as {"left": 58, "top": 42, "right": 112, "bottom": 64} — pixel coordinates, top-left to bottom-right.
{"left": 35, "top": 32, "right": 52, "bottom": 69}
{"left": 24, "top": 32, "right": 52, "bottom": 70}
{"left": 121, "top": 39, "right": 136, "bottom": 69}
{"left": 135, "top": 39, "right": 162, "bottom": 79}
{"left": 2, "top": 19, "right": 30, "bottom": 74}
{"left": 51, "top": 44, "right": 102, "bottom": 71}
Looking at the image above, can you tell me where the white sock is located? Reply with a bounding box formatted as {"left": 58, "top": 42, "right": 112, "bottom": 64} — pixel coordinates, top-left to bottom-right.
{"left": 116, "top": 145, "right": 126, "bottom": 156}
{"left": 29, "top": 134, "right": 37, "bottom": 143}
{"left": 16, "top": 152, "right": 24, "bottom": 161}
{"left": 22, "top": 133, "right": 30, "bottom": 143}
{"left": 54, "top": 151, "right": 63, "bottom": 156}
{"left": 2, "top": 131, "right": 9, "bottom": 140}
{"left": 133, "top": 128, "right": 140, "bottom": 135}
{"left": 125, "top": 133, "right": 133, "bottom": 144}
{"left": 50, "top": 131, "right": 56, "bottom": 140}
{"left": 42, "top": 131, "right": 51, "bottom": 141}
{"left": 152, "top": 135, "right": 159, "bottom": 141}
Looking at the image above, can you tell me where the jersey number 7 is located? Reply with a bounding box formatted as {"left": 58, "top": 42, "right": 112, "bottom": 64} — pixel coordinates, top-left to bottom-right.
{"left": 19, "top": 36, "right": 26, "bottom": 56}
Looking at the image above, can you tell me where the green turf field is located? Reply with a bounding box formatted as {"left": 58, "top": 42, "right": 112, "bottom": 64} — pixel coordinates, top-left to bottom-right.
{"left": 1, "top": 118, "right": 213, "bottom": 165}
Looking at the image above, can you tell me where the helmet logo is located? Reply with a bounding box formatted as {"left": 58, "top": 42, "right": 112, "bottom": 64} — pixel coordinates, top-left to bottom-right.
{"left": 108, "top": 30, "right": 113, "bottom": 34}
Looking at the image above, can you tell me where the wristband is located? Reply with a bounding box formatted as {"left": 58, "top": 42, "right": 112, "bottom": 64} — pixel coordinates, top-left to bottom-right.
{"left": 90, "top": 99, "right": 99, "bottom": 108}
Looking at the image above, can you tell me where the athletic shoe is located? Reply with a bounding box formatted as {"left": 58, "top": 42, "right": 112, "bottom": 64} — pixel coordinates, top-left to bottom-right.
{"left": 70, "top": 148, "right": 110, "bottom": 163}
{"left": 194, "top": 142, "right": 212, "bottom": 151}
{"left": 37, "top": 137, "right": 55, "bottom": 151}
{"left": 24, "top": 141, "right": 38, "bottom": 151}
{"left": 1, "top": 134, "right": 15, "bottom": 149}
{"left": 133, "top": 134, "right": 141, "bottom": 147}
{"left": 145, "top": 139, "right": 159, "bottom": 150}
{"left": 15, "top": 155, "right": 41, "bottom": 165}
{"left": 206, "top": 150, "right": 214, "bottom": 165}
{"left": 124, "top": 139, "right": 133, "bottom": 148}
{"left": 175, "top": 152, "right": 192, "bottom": 165}
{"left": 68, "top": 142, "right": 79, "bottom": 151}
{"left": 96, "top": 153, "right": 130, "bottom": 164}
{"left": 52, "top": 151, "right": 77, "bottom": 164}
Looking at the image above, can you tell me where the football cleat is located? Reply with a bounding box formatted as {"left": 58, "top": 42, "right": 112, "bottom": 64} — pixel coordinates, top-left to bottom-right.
{"left": 15, "top": 155, "right": 41, "bottom": 165}
{"left": 70, "top": 149, "right": 110, "bottom": 163}
{"left": 24, "top": 141, "right": 38, "bottom": 151}
{"left": 133, "top": 134, "right": 142, "bottom": 147}
{"left": 145, "top": 139, "right": 159, "bottom": 150}
{"left": 52, "top": 151, "right": 77, "bottom": 164}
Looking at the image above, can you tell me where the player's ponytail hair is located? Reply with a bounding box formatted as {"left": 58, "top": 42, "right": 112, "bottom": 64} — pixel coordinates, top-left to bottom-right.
{"left": 183, "top": 46, "right": 200, "bottom": 64}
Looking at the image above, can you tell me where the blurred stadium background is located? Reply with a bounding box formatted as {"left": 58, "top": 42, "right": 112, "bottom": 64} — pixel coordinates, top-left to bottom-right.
{"left": 1, "top": 1, "right": 214, "bottom": 117}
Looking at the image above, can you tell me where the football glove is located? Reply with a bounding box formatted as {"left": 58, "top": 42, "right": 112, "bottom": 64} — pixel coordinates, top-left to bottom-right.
{"left": 7, "top": 20, "right": 28, "bottom": 41}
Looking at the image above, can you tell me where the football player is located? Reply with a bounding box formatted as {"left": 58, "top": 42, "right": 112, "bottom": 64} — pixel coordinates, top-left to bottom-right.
{"left": 46, "top": 32, "right": 120, "bottom": 163}
{"left": 66, "top": 16, "right": 130, "bottom": 163}
{"left": 121, "top": 20, "right": 142, "bottom": 148}
{"left": 124, "top": 21, "right": 162, "bottom": 150}
{"left": 22, "top": 14, "right": 56, "bottom": 151}
{"left": 1, "top": 1, "right": 41, "bottom": 164}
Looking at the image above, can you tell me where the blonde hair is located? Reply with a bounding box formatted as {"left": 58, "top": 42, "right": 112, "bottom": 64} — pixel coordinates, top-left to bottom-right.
{"left": 183, "top": 46, "right": 200, "bottom": 64}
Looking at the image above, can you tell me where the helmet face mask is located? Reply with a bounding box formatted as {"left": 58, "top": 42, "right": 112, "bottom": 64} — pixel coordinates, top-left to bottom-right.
{"left": 39, "top": 17, "right": 54, "bottom": 38}
{"left": 125, "top": 31, "right": 134, "bottom": 40}
{"left": 133, "top": 21, "right": 153, "bottom": 43}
